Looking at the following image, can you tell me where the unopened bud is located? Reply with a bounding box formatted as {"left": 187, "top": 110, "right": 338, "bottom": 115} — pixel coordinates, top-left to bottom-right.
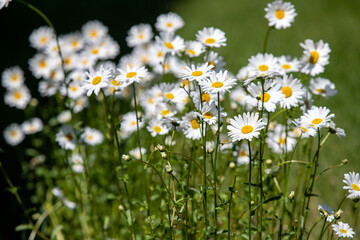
{"left": 118, "top": 205, "right": 124, "bottom": 211}
{"left": 122, "top": 154, "right": 131, "bottom": 162}
{"left": 206, "top": 141, "right": 215, "bottom": 153}
{"left": 165, "top": 162, "right": 173, "bottom": 174}
{"left": 334, "top": 209, "right": 343, "bottom": 219}
{"left": 179, "top": 82, "right": 185, "bottom": 88}
{"left": 30, "top": 98, "right": 39, "bottom": 107}
{"left": 265, "top": 159, "right": 272, "bottom": 165}
{"left": 250, "top": 201, "right": 255, "bottom": 206}
{"left": 288, "top": 191, "right": 295, "bottom": 200}
{"left": 161, "top": 152, "right": 168, "bottom": 159}
{"left": 342, "top": 159, "right": 348, "bottom": 165}
{"left": 229, "top": 162, "right": 236, "bottom": 168}
{"left": 157, "top": 144, "right": 165, "bottom": 152}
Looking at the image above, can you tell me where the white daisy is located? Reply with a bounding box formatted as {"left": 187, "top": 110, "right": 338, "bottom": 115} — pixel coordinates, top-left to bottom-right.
{"left": 155, "top": 32, "right": 185, "bottom": 56}
{"left": 60, "top": 82, "right": 85, "bottom": 99}
{"left": 299, "top": 39, "right": 331, "bottom": 76}
{"left": 57, "top": 110, "right": 72, "bottom": 124}
{"left": 246, "top": 53, "right": 281, "bottom": 84}
{"left": 230, "top": 87, "right": 248, "bottom": 106}
{"left": 196, "top": 27, "right": 227, "bottom": 48}
{"left": 318, "top": 203, "right": 335, "bottom": 222}
{"left": 275, "top": 74, "right": 305, "bottom": 109}
{"left": 236, "top": 66, "right": 252, "bottom": 82}
{"left": 266, "top": 124, "right": 297, "bottom": 154}
{"left": 277, "top": 55, "right": 299, "bottom": 73}
{"left": 28, "top": 53, "right": 55, "bottom": 79}
{"left": 81, "top": 127, "right": 103, "bottom": 146}
{"left": 1, "top": 66, "right": 25, "bottom": 90}
{"left": 196, "top": 102, "right": 227, "bottom": 125}
{"left": 309, "top": 77, "right": 337, "bottom": 98}
{"left": 116, "top": 65, "right": 148, "bottom": 85}
{"left": 55, "top": 125, "right": 76, "bottom": 150}
{"left": 191, "top": 90, "right": 219, "bottom": 110}
{"left": 38, "top": 80, "right": 59, "bottom": 97}
{"left": 292, "top": 119, "right": 317, "bottom": 138}
{"left": 265, "top": 0, "right": 297, "bottom": 30}
{"left": 184, "top": 41, "right": 205, "bottom": 58}
{"left": 82, "top": 65, "right": 112, "bottom": 96}
{"left": 59, "top": 32, "right": 84, "bottom": 53}
{"left": 332, "top": 222, "right": 355, "bottom": 238}
{"left": 70, "top": 154, "right": 85, "bottom": 173}
{"left": 126, "top": 24, "right": 153, "bottom": 47}
{"left": 70, "top": 96, "right": 88, "bottom": 113}
{"left": 299, "top": 106, "right": 335, "bottom": 129}
{"left": 205, "top": 51, "right": 226, "bottom": 71}
{"left": 146, "top": 118, "right": 170, "bottom": 137}
{"left": 0, "top": 0, "right": 12, "bottom": 9}
{"left": 343, "top": 172, "right": 360, "bottom": 199}
{"left": 199, "top": 70, "right": 237, "bottom": 94}
{"left": 154, "top": 102, "right": 177, "bottom": 119}
{"left": 233, "top": 143, "right": 249, "bottom": 165}
{"left": 21, "top": 118, "right": 43, "bottom": 135}
{"left": 4, "top": 86, "right": 31, "bottom": 110}
{"left": 181, "top": 112, "right": 202, "bottom": 140}
{"left": 3, "top": 123, "right": 25, "bottom": 146}
{"left": 227, "top": 112, "right": 266, "bottom": 142}
{"left": 29, "top": 26, "right": 55, "bottom": 50}
{"left": 327, "top": 121, "right": 346, "bottom": 138}
{"left": 129, "top": 147, "right": 147, "bottom": 160}
{"left": 155, "top": 12, "right": 184, "bottom": 33}
{"left": 120, "top": 111, "right": 144, "bottom": 138}
{"left": 82, "top": 20, "right": 108, "bottom": 43}
{"left": 178, "top": 63, "right": 213, "bottom": 82}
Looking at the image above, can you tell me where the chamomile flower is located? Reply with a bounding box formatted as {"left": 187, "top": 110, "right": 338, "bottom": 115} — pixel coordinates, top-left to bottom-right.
{"left": 318, "top": 203, "right": 335, "bottom": 222}
{"left": 299, "top": 106, "right": 335, "bottom": 129}
{"left": 181, "top": 112, "right": 202, "bottom": 140}
{"left": 155, "top": 12, "right": 184, "bottom": 33}
{"left": 38, "top": 80, "right": 59, "bottom": 97}
{"left": 29, "top": 26, "right": 55, "bottom": 50}
{"left": 61, "top": 82, "right": 85, "bottom": 99}
{"left": 57, "top": 110, "right": 72, "bottom": 124}
{"left": 227, "top": 112, "right": 266, "bottom": 142}
{"left": 184, "top": 41, "right": 205, "bottom": 58}
{"left": 191, "top": 90, "right": 219, "bottom": 110}
{"left": 129, "top": 147, "right": 147, "bottom": 160}
{"left": 265, "top": 0, "right": 297, "bottom": 30}
{"left": 28, "top": 53, "right": 54, "bottom": 79}
{"left": 70, "top": 154, "right": 85, "bottom": 173}
{"left": 178, "top": 63, "right": 213, "bottom": 82}
{"left": 197, "top": 102, "right": 227, "bottom": 125}
{"left": 82, "top": 65, "right": 112, "bottom": 96}
{"left": 332, "top": 222, "right": 355, "bottom": 238}
{"left": 4, "top": 86, "right": 31, "bottom": 109}
{"left": 0, "top": 0, "right": 12, "bottom": 9}
{"left": 116, "top": 65, "right": 148, "bottom": 85}
{"left": 82, "top": 20, "right": 108, "bottom": 43}
{"left": 292, "top": 119, "right": 317, "bottom": 138}
{"left": 266, "top": 124, "right": 297, "bottom": 154}
{"left": 196, "top": 27, "right": 227, "bottom": 48}
{"left": 275, "top": 74, "right": 305, "bottom": 109}
{"left": 3, "top": 123, "right": 25, "bottom": 146}
{"left": 55, "top": 125, "right": 76, "bottom": 150}
{"left": 343, "top": 172, "right": 360, "bottom": 199}
{"left": 155, "top": 102, "right": 177, "bottom": 119}
{"left": 246, "top": 53, "right": 280, "bottom": 83}
{"left": 205, "top": 51, "right": 226, "bottom": 71}
{"left": 309, "top": 77, "right": 337, "bottom": 98}
{"left": 1, "top": 66, "right": 25, "bottom": 90}
{"left": 21, "top": 118, "right": 43, "bottom": 135}
{"left": 155, "top": 32, "right": 185, "bottom": 56}
{"left": 236, "top": 66, "right": 252, "bottom": 82}
{"left": 246, "top": 79, "right": 284, "bottom": 112}
{"left": 230, "top": 87, "right": 248, "bottom": 106}
{"left": 300, "top": 39, "right": 331, "bottom": 76}
{"left": 199, "top": 70, "right": 237, "bottom": 94}
{"left": 71, "top": 96, "right": 88, "bottom": 113}
{"left": 126, "top": 24, "right": 153, "bottom": 47}
{"left": 81, "top": 127, "right": 103, "bottom": 146}
{"left": 233, "top": 143, "right": 249, "bottom": 165}
{"left": 159, "top": 82, "right": 186, "bottom": 104}
{"left": 120, "top": 112, "right": 144, "bottom": 138}
{"left": 327, "top": 121, "right": 346, "bottom": 138}
{"left": 147, "top": 118, "right": 170, "bottom": 137}
{"left": 60, "top": 32, "right": 84, "bottom": 53}
{"left": 277, "top": 55, "right": 299, "bottom": 73}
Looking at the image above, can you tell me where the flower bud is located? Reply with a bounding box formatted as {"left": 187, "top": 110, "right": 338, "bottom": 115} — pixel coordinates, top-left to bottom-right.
{"left": 342, "top": 159, "right": 348, "bottom": 165}
{"left": 179, "top": 82, "right": 185, "bottom": 88}
{"left": 288, "top": 191, "right": 295, "bottom": 200}
{"left": 165, "top": 162, "right": 173, "bottom": 174}
{"left": 122, "top": 154, "right": 131, "bottom": 162}
{"left": 118, "top": 205, "right": 124, "bottom": 211}
{"left": 157, "top": 144, "right": 165, "bottom": 152}
{"left": 229, "top": 162, "right": 236, "bottom": 168}
{"left": 250, "top": 201, "right": 255, "bottom": 206}
{"left": 334, "top": 209, "right": 343, "bottom": 219}
{"left": 265, "top": 159, "right": 272, "bottom": 165}
{"left": 206, "top": 141, "right": 215, "bottom": 153}
{"left": 161, "top": 152, "right": 168, "bottom": 159}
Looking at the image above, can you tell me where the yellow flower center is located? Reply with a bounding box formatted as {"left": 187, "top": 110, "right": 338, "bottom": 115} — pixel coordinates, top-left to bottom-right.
{"left": 282, "top": 64, "right": 291, "bottom": 69}
{"left": 308, "top": 51, "right": 319, "bottom": 64}
{"left": 181, "top": 80, "right": 189, "bottom": 86}
{"left": 131, "top": 121, "right": 136, "bottom": 126}
{"left": 259, "top": 93, "right": 270, "bottom": 102}
{"left": 190, "top": 119, "right": 200, "bottom": 129}
{"left": 202, "top": 93, "right": 210, "bottom": 102}
{"left": 208, "top": 61, "right": 216, "bottom": 69}
{"left": 312, "top": 118, "right": 323, "bottom": 125}
{"left": 187, "top": 49, "right": 196, "bottom": 55}
{"left": 211, "top": 82, "right": 224, "bottom": 88}
{"left": 166, "top": 22, "right": 173, "bottom": 27}
{"left": 281, "top": 86, "right": 293, "bottom": 98}
{"left": 241, "top": 125, "right": 253, "bottom": 134}
{"left": 90, "top": 30, "right": 97, "bottom": 37}
{"left": 91, "top": 49, "right": 99, "bottom": 55}
{"left": 157, "top": 51, "right": 163, "bottom": 57}
{"left": 40, "top": 37, "right": 48, "bottom": 44}
{"left": 165, "top": 93, "right": 175, "bottom": 100}
{"left": 11, "top": 75, "right": 18, "bottom": 82}
{"left": 203, "top": 112, "right": 213, "bottom": 119}
{"left": 138, "top": 33, "right": 144, "bottom": 39}
{"left": 87, "top": 135, "right": 93, "bottom": 140}
{"left": 316, "top": 88, "right": 326, "bottom": 94}
{"left": 111, "top": 79, "right": 122, "bottom": 86}
{"left": 71, "top": 86, "right": 77, "bottom": 92}
{"left": 205, "top": 38, "right": 216, "bottom": 44}
{"left": 351, "top": 183, "right": 360, "bottom": 191}
{"left": 258, "top": 64, "right": 269, "bottom": 72}
{"left": 340, "top": 229, "right": 347, "bottom": 234}
{"left": 275, "top": 10, "right": 285, "bottom": 19}
{"left": 279, "top": 138, "right": 286, "bottom": 144}
{"left": 10, "top": 130, "right": 17, "bottom": 137}
{"left": 191, "top": 71, "right": 203, "bottom": 76}
{"left": 148, "top": 97, "right": 154, "bottom": 104}
{"left": 82, "top": 60, "right": 88, "bottom": 66}
{"left": 65, "top": 133, "right": 73, "bottom": 141}
{"left": 184, "top": 97, "right": 189, "bottom": 103}
{"left": 161, "top": 109, "right": 170, "bottom": 116}
{"left": 109, "top": 87, "right": 115, "bottom": 93}
{"left": 92, "top": 76, "right": 102, "bottom": 85}
{"left": 163, "top": 63, "right": 170, "bottom": 71}
{"left": 300, "top": 127, "right": 308, "bottom": 132}
{"left": 13, "top": 92, "right": 22, "bottom": 99}
{"left": 153, "top": 126, "right": 162, "bottom": 133}
{"left": 65, "top": 58, "right": 71, "bottom": 65}
{"left": 239, "top": 150, "right": 246, "bottom": 157}
{"left": 39, "top": 61, "right": 47, "bottom": 68}
{"left": 164, "top": 42, "right": 174, "bottom": 49}
{"left": 72, "top": 41, "right": 79, "bottom": 47}
{"left": 126, "top": 72, "right": 137, "bottom": 78}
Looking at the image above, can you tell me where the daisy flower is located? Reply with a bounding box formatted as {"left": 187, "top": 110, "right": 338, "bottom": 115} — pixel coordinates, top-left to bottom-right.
{"left": 155, "top": 12, "right": 184, "bottom": 33}
{"left": 196, "top": 102, "right": 227, "bottom": 125}
{"left": 184, "top": 41, "right": 205, "bottom": 58}
{"left": 205, "top": 51, "right": 226, "bottom": 71}
{"left": 120, "top": 112, "right": 144, "bottom": 138}
{"left": 4, "top": 86, "right": 31, "bottom": 109}
{"left": 148, "top": 44, "right": 166, "bottom": 65}
{"left": 59, "top": 32, "right": 84, "bottom": 53}
{"left": 299, "top": 39, "right": 331, "bottom": 76}
{"left": 147, "top": 118, "right": 170, "bottom": 137}
{"left": 55, "top": 125, "right": 76, "bottom": 150}
{"left": 277, "top": 55, "right": 299, "bottom": 73}
{"left": 275, "top": 74, "right": 305, "bottom": 109}
{"left": 236, "top": 66, "right": 252, "bottom": 82}
{"left": 3, "top": 123, "right": 25, "bottom": 146}
{"left": 70, "top": 154, "right": 85, "bottom": 173}
{"left": 61, "top": 82, "right": 85, "bottom": 99}
{"left": 71, "top": 96, "right": 89, "bottom": 113}
{"left": 126, "top": 24, "right": 153, "bottom": 47}
{"left": 155, "top": 32, "right": 185, "bottom": 56}
{"left": 331, "top": 222, "right": 355, "bottom": 238}
{"left": 82, "top": 65, "right": 112, "bottom": 96}
{"left": 28, "top": 53, "right": 55, "bottom": 79}
{"left": 21, "top": 118, "right": 43, "bottom": 135}
{"left": 178, "top": 63, "right": 213, "bottom": 82}
{"left": 327, "top": 121, "right": 346, "bottom": 138}
{"left": 0, "top": 0, "right": 12, "bottom": 9}
{"left": 155, "top": 102, "right": 177, "bottom": 119}
{"left": 116, "top": 65, "right": 148, "bottom": 85}
{"left": 343, "top": 172, "right": 360, "bottom": 199}
{"left": 227, "top": 112, "right": 266, "bottom": 142}
{"left": 299, "top": 106, "right": 335, "bottom": 129}
{"left": 265, "top": 0, "right": 297, "bottom": 30}
{"left": 199, "top": 70, "right": 237, "bottom": 94}
{"left": 129, "top": 147, "right": 147, "bottom": 160}
{"left": 309, "top": 77, "right": 337, "bottom": 98}
{"left": 230, "top": 87, "right": 248, "bottom": 106}
{"left": 181, "top": 112, "right": 202, "bottom": 140}
{"left": 233, "top": 143, "right": 249, "bottom": 165}
{"left": 81, "top": 127, "right": 104, "bottom": 146}
{"left": 196, "top": 27, "right": 227, "bottom": 48}
{"left": 292, "top": 119, "right": 317, "bottom": 138}
{"left": 246, "top": 53, "right": 280, "bottom": 84}
{"left": 29, "top": 26, "right": 55, "bottom": 50}
{"left": 82, "top": 20, "right": 108, "bottom": 43}
{"left": 191, "top": 90, "right": 219, "bottom": 110}
{"left": 159, "top": 82, "right": 187, "bottom": 105}
{"left": 1, "top": 66, "right": 25, "bottom": 90}
{"left": 57, "top": 110, "right": 72, "bottom": 124}
{"left": 38, "top": 80, "right": 59, "bottom": 97}
{"left": 246, "top": 79, "right": 284, "bottom": 112}
{"left": 266, "top": 124, "right": 297, "bottom": 154}
{"left": 318, "top": 203, "right": 335, "bottom": 222}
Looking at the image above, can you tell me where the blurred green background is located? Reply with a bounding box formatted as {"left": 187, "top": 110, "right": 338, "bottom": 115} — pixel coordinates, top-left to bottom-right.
{"left": 1, "top": 0, "right": 360, "bottom": 238}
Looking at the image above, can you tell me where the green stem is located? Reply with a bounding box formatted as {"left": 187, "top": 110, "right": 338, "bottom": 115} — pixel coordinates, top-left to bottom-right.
{"left": 132, "top": 83, "right": 143, "bottom": 161}
{"left": 213, "top": 92, "right": 221, "bottom": 239}
{"left": 263, "top": 27, "right": 272, "bottom": 53}
{"left": 202, "top": 121, "right": 208, "bottom": 239}
{"left": 248, "top": 140, "right": 252, "bottom": 240}
{"left": 228, "top": 173, "right": 237, "bottom": 240}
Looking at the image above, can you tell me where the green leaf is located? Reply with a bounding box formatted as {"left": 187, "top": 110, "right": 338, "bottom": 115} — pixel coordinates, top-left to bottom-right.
{"left": 15, "top": 224, "right": 32, "bottom": 232}
{"left": 189, "top": 188, "right": 201, "bottom": 194}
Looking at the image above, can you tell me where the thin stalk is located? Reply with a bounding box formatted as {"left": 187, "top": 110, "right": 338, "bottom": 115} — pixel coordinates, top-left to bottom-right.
{"left": 202, "top": 121, "right": 208, "bottom": 239}
{"left": 213, "top": 92, "right": 221, "bottom": 239}
{"left": 132, "top": 83, "right": 143, "bottom": 161}
{"left": 228, "top": 174, "right": 237, "bottom": 240}
{"left": 318, "top": 218, "right": 327, "bottom": 240}
{"left": 306, "top": 217, "right": 324, "bottom": 240}
{"left": 248, "top": 140, "right": 252, "bottom": 240}
{"left": 263, "top": 27, "right": 272, "bottom": 53}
